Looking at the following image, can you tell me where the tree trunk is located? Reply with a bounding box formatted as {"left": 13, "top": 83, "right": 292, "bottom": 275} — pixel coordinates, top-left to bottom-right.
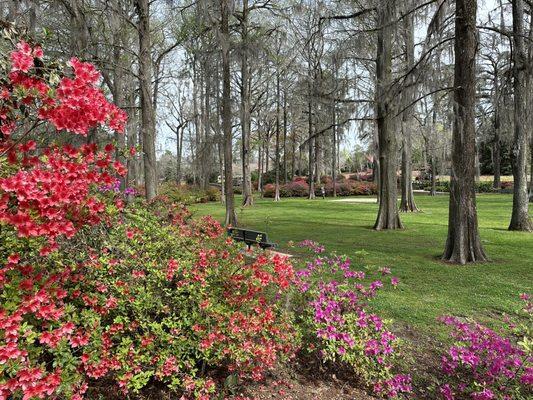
{"left": 400, "top": 122, "right": 418, "bottom": 210}
{"left": 265, "top": 131, "right": 270, "bottom": 179}
{"left": 442, "top": 0, "right": 488, "bottom": 263}
{"left": 68, "top": 0, "right": 90, "bottom": 57}
{"left": 315, "top": 133, "right": 322, "bottom": 184}
{"left": 332, "top": 55, "right": 338, "bottom": 197}
{"left": 509, "top": 0, "right": 533, "bottom": 231}
{"left": 125, "top": 93, "right": 138, "bottom": 201}
{"left": 427, "top": 111, "right": 437, "bottom": 196}
{"left": 221, "top": 0, "right": 237, "bottom": 226}
{"left": 258, "top": 124, "right": 263, "bottom": 196}
{"left": 492, "top": 68, "right": 502, "bottom": 189}
{"left": 283, "top": 89, "right": 288, "bottom": 183}
{"left": 202, "top": 58, "right": 213, "bottom": 190}
{"left": 332, "top": 98, "right": 337, "bottom": 198}
{"left": 240, "top": 0, "right": 253, "bottom": 206}
{"left": 373, "top": 127, "right": 380, "bottom": 203}
{"left": 374, "top": 1, "right": 402, "bottom": 229}
{"left": 218, "top": 141, "right": 225, "bottom": 204}
{"left": 112, "top": 48, "right": 126, "bottom": 190}
{"left": 399, "top": 6, "right": 419, "bottom": 212}
{"left": 291, "top": 122, "right": 296, "bottom": 178}
{"left": 274, "top": 71, "right": 281, "bottom": 201}
{"left": 176, "top": 124, "right": 184, "bottom": 184}
{"left": 298, "top": 144, "right": 303, "bottom": 177}
{"left": 308, "top": 88, "right": 316, "bottom": 199}
{"left": 491, "top": 149, "right": 499, "bottom": 193}
{"left": 430, "top": 156, "right": 437, "bottom": 196}
{"left": 135, "top": 0, "right": 157, "bottom": 201}
{"left": 191, "top": 55, "right": 200, "bottom": 185}
{"left": 529, "top": 145, "right": 533, "bottom": 202}
{"left": 527, "top": 1, "right": 533, "bottom": 203}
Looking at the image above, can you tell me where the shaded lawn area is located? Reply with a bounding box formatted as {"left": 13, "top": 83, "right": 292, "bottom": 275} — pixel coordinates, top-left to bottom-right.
{"left": 191, "top": 194, "right": 532, "bottom": 337}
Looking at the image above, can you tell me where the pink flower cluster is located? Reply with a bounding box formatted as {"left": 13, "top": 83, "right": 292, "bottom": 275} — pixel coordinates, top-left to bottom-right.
{"left": 5, "top": 40, "right": 127, "bottom": 136}
{"left": 39, "top": 58, "right": 127, "bottom": 135}
{"left": 0, "top": 40, "right": 127, "bottom": 400}
{"left": 10, "top": 40, "right": 42, "bottom": 72}
{"left": 438, "top": 313, "right": 532, "bottom": 399}
{"left": 297, "top": 239, "right": 325, "bottom": 254}
{"left": 295, "top": 248, "right": 410, "bottom": 398}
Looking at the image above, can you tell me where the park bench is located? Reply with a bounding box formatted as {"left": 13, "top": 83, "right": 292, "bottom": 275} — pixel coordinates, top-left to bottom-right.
{"left": 227, "top": 227, "right": 276, "bottom": 250}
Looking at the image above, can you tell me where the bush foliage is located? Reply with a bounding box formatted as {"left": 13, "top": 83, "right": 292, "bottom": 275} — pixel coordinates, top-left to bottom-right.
{"left": 413, "top": 180, "right": 514, "bottom": 193}
{"left": 438, "top": 295, "right": 532, "bottom": 400}
{"left": 158, "top": 181, "right": 221, "bottom": 204}
{"left": 262, "top": 177, "right": 377, "bottom": 198}
{"left": 0, "top": 38, "right": 297, "bottom": 399}
{"left": 292, "top": 242, "right": 411, "bottom": 398}
{"left": 2, "top": 36, "right": 529, "bottom": 400}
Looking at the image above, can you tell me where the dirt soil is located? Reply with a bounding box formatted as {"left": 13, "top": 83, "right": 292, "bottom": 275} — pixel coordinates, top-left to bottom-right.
{"left": 229, "top": 369, "right": 375, "bottom": 400}
{"left": 88, "top": 325, "right": 443, "bottom": 399}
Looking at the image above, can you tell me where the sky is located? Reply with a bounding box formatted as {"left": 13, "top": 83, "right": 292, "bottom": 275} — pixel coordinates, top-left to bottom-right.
{"left": 156, "top": 0, "right": 504, "bottom": 162}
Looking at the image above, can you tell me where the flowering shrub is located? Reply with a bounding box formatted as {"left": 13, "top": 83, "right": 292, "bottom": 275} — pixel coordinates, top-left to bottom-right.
{"left": 262, "top": 178, "right": 376, "bottom": 198}
{"left": 262, "top": 183, "right": 277, "bottom": 197}
{"left": 438, "top": 294, "right": 532, "bottom": 399}
{"left": 293, "top": 242, "right": 410, "bottom": 398}
{"left": 77, "top": 200, "right": 298, "bottom": 396}
{"left": 324, "top": 181, "right": 352, "bottom": 196}
{"left": 0, "top": 36, "right": 128, "bottom": 399}
{"left": 349, "top": 172, "right": 374, "bottom": 182}
{"left": 0, "top": 197, "right": 299, "bottom": 399}
{"left": 0, "top": 40, "right": 127, "bottom": 251}
{"left": 0, "top": 36, "right": 298, "bottom": 399}
{"left": 352, "top": 181, "right": 378, "bottom": 195}
{"left": 286, "top": 180, "right": 310, "bottom": 197}
{"left": 297, "top": 239, "right": 325, "bottom": 254}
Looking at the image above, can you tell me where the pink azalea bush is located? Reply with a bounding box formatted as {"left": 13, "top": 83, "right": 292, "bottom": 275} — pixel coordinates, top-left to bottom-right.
{"left": 293, "top": 242, "right": 410, "bottom": 398}
{"left": 438, "top": 294, "right": 532, "bottom": 399}
{"left": 262, "top": 178, "right": 377, "bottom": 198}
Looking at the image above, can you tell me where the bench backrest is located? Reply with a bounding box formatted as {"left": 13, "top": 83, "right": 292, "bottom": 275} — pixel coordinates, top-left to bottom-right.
{"left": 228, "top": 228, "right": 269, "bottom": 244}
{"left": 243, "top": 230, "right": 268, "bottom": 243}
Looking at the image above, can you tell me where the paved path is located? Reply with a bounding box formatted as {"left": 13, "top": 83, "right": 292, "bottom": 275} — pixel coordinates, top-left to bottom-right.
{"left": 329, "top": 197, "right": 378, "bottom": 203}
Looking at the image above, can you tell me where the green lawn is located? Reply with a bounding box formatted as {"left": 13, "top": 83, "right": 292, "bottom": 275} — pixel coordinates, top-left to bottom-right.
{"left": 191, "top": 194, "right": 532, "bottom": 336}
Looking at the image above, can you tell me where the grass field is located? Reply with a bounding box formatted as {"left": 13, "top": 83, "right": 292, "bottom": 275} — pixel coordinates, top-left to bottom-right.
{"left": 191, "top": 194, "right": 532, "bottom": 337}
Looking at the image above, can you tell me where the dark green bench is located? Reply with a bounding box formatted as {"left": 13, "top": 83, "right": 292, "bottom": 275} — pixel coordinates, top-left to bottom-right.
{"left": 227, "top": 228, "right": 276, "bottom": 250}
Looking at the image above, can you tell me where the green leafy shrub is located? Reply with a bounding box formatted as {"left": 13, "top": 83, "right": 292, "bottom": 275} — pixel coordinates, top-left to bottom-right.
{"left": 1, "top": 194, "right": 299, "bottom": 399}
{"left": 158, "top": 182, "right": 221, "bottom": 204}
{"left": 476, "top": 181, "right": 495, "bottom": 193}
{"left": 413, "top": 179, "right": 513, "bottom": 193}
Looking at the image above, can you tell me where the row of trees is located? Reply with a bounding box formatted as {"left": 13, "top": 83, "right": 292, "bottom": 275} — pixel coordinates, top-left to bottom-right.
{"left": 3, "top": 0, "right": 532, "bottom": 264}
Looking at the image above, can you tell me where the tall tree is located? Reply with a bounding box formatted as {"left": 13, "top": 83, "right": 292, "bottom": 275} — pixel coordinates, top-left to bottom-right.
{"left": 332, "top": 54, "right": 338, "bottom": 197}
{"left": 221, "top": 0, "right": 237, "bottom": 226}
{"left": 399, "top": 2, "right": 419, "bottom": 212}
{"left": 508, "top": 0, "right": 533, "bottom": 231}
{"left": 374, "top": 0, "right": 402, "bottom": 230}
{"left": 274, "top": 68, "right": 281, "bottom": 201}
{"left": 442, "top": 0, "right": 487, "bottom": 263}
{"left": 135, "top": 0, "right": 157, "bottom": 200}
{"left": 237, "top": 0, "right": 253, "bottom": 206}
